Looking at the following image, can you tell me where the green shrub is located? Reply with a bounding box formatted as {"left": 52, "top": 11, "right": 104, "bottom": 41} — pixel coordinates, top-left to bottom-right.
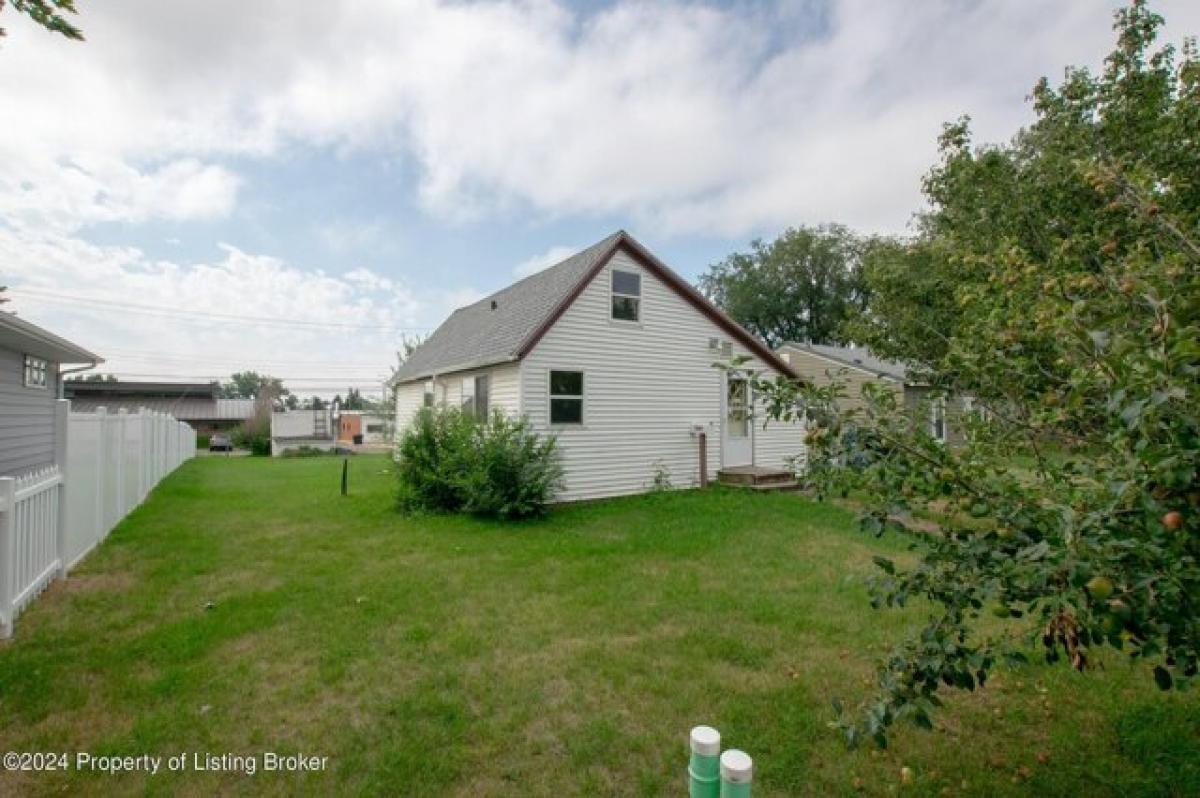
{"left": 459, "top": 412, "right": 565, "bottom": 519}
{"left": 395, "top": 406, "right": 562, "bottom": 519}
{"left": 231, "top": 424, "right": 271, "bottom": 456}
{"left": 196, "top": 434, "right": 211, "bottom": 449}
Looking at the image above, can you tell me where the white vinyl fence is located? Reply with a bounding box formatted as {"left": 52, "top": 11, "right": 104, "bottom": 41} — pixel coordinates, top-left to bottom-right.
{"left": 0, "top": 400, "right": 195, "bottom": 637}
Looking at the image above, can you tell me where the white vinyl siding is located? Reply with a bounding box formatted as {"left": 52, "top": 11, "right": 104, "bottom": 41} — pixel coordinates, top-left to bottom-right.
{"left": 393, "top": 381, "right": 426, "bottom": 445}
{"left": 393, "top": 362, "right": 521, "bottom": 441}
{"left": 521, "top": 250, "right": 805, "bottom": 501}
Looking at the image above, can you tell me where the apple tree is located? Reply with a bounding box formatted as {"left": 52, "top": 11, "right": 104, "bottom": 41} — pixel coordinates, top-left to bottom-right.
{"left": 752, "top": 0, "right": 1199, "bottom": 746}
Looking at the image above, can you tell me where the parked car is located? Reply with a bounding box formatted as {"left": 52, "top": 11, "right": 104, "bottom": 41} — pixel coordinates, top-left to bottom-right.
{"left": 209, "top": 433, "right": 232, "bottom": 452}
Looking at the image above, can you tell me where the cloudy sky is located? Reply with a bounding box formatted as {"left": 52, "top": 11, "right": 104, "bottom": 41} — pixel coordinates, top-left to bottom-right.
{"left": 2, "top": 0, "right": 1196, "bottom": 398}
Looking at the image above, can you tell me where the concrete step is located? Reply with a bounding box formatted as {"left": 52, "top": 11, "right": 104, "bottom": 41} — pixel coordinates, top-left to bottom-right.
{"left": 717, "top": 467, "right": 797, "bottom": 489}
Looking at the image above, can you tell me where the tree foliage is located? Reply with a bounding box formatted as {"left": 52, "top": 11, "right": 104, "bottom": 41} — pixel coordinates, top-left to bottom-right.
{"left": 753, "top": 0, "right": 1199, "bottom": 747}
{"left": 0, "top": 0, "right": 83, "bottom": 41}
{"left": 219, "top": 372, "right": 290, "bottom": 405}
{"left": 342, "top": 387, "right": 365, "bottom": 410}
{"left": 699, "top": 224, "right": 872, "bottom": 347}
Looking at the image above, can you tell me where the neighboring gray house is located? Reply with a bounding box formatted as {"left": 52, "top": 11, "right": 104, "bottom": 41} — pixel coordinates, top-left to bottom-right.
{"left": 0, "top": 313, "right": 100, "bottom": 477}
{"left": 391, "top": 231, "right": 807, "bottom": 501}
{"left": 777, "top": 342, "right": 971, "bottom": 445}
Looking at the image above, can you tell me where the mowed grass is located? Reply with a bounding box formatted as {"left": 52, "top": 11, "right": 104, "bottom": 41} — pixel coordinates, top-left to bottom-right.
{"left": 1, "top": 457, "right": 1197, "bottom": 797}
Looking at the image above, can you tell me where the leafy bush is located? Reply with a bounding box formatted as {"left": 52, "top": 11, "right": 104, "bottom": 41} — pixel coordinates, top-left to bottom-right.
{"left": 196, "top": 434, "right": 211, "bottom": 450}
{"left": 459, "top": 413, "right": 565, "bottom": 518}
{"left": 396, "top": 406, "right": 562, "bottom": 519}
{"left": 231, "top": 424, "right": 271, "bottom": 456}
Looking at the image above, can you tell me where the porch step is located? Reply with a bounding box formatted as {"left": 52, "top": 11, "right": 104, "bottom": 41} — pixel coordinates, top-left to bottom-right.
{"left": 717, "top": 466, "right": 798, "bottom": 490}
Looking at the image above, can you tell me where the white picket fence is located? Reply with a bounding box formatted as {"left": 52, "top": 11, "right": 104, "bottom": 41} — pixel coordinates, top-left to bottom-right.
{"left": 0, "top": 400, "right": 196, "bottom": 637}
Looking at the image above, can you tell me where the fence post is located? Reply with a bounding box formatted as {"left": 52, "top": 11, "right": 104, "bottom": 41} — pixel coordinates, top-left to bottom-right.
{"left": 116, "top": 409, "right": 127, "bottom": 520}
{"left": 1, "top": 477, "right": 15, "bottom": 638}
{"left": 138, "top": 410, "right": 148, "bottom": 501}
{"left": 94, "top": 407, "right": 106, "bottom": 544}
{"left": 55, "top": 399, "right": 70, "bottom": 579}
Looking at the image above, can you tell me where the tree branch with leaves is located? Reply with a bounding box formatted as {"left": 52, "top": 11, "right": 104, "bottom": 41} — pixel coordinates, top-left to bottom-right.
{"left": 753, "top": 0, "right": 1199, "bottom": 748}
{"left": 0, "top": 0, "right": 84, "bottom": 41}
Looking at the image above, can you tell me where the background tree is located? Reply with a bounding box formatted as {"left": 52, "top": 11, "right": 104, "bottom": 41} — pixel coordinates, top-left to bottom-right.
{"left": 343, "top": 388, "right": 365, "bottom": 410}
{"left": 219, "top": 372, "right": 290, "bottom": 405}
{"left": 699, "top": 224, "right": 872, "bottom": 347}
{"left": 0, "top": 0, "right": 83, "bottom": 41}
{"left": 753, "top": 0, "right": 1199, "bottom": 746}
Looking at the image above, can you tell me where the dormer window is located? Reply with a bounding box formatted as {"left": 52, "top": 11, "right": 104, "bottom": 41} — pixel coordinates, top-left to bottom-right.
{"left": 611, "top": 269, "right": 641, "bottom": 322}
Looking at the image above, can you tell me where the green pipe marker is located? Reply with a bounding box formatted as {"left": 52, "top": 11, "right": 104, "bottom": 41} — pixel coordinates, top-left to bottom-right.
{"left": 719, "top": 749, "right": 753, "bottom": 798}
{"left": 688, "top": 726, "right": 721, "bottom": 798}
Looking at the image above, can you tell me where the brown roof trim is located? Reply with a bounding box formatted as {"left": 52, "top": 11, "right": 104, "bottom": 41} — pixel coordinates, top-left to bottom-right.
{"left": 515, "top": 231, "right": 799, "bottom": 379}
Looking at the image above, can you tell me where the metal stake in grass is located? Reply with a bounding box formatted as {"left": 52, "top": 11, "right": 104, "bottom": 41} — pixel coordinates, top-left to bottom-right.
{"left": 688, "top": 726, "right": 720, "bottom": 798}
{"left": 341, "top": 459, "right": 348, "bottom": 496}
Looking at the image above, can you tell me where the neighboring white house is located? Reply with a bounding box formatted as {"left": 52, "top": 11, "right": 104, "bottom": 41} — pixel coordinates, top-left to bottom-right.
{"left": 390, "top": 231, "right": 806, "bottom": 502}
{"left": 270, "top": 408, "right": 335, "bottom": 456}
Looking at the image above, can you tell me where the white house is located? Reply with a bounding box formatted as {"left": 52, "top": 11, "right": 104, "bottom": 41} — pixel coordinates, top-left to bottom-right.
{"left": 391, "top": 231, "right": 806, "bottom": 502}
{"left": 270, "top": 408, "right": 335, "bottom": 456}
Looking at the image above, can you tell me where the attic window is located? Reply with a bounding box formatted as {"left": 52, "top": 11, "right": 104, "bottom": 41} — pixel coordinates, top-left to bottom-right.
{"left": 23, "top": 355, "right": 48, "bottom": 389}
{"left": 611, "top": 269, "right": 641, "bottom": 322}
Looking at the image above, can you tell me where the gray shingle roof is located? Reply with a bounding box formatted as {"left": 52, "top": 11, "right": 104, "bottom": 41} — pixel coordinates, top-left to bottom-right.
{"left": 392, "top": 232, "right": 624, "bottom": 384}
{"left": 782, "top": 342, "right": 910, "bottom": 382}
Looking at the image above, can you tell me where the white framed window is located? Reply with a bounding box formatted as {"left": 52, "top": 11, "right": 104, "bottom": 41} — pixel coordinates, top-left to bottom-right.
{"left": 611, "top": 269, "right": 641, "bottom": 322}
{"left": 549, "top": 370, "right": 584, "bottom": 425}
{"left": 461, "top": 374, "right": 490, "bottom": 419}
{"left": 423, "top": 381, "right": 435, "bottom": 407}
{"left": 23, "top": 355, "right": 48, "bottom": 389}
{"left": 930, "top": 398, "right": 946, "bottom": 442}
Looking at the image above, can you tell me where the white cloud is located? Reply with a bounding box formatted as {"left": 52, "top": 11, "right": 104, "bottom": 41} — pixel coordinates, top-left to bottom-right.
{"left": 0, "top": 156, "right": 240, "bottom": 233}
{"left": 0, "top": 227, "right": 455, "bottom": 396}
{"left": 2, "top": 0, "right": 1197, "bottom": 237}
{"left": 1, "top": 0, "right": 1198, "bottom": 393}
{"left": 513, "top": 245, "right": 578, "bottom": 278}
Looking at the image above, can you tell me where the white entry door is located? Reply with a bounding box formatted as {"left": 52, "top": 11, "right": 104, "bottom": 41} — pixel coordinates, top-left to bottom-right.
{"left": 722, "top": 374, "right": 753, "bottom": 467}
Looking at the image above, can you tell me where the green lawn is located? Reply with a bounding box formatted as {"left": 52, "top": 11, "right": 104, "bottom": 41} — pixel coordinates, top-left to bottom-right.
{"left": 1, "top": 457, "right": 1196, "bottom": 796}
